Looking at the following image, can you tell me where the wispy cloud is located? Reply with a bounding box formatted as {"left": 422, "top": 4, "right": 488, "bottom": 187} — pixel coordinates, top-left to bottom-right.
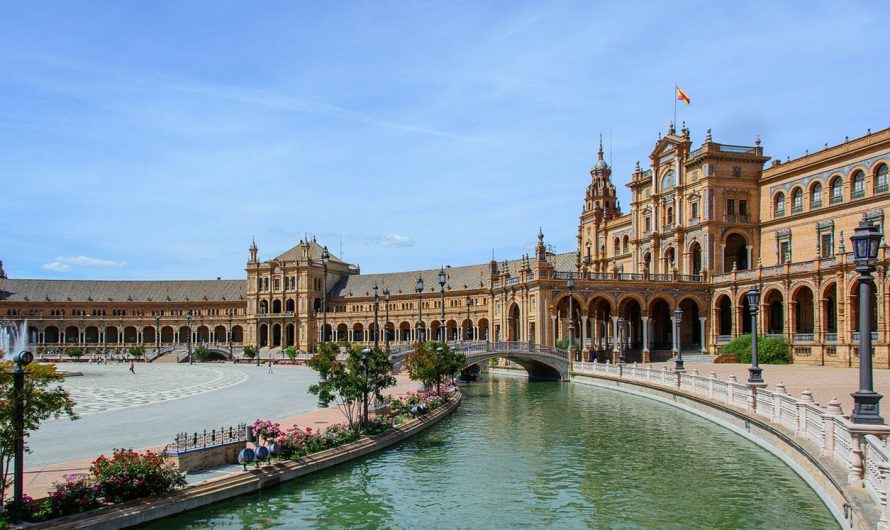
{"left": 376, "top": 234, "right": 414, "bottom": 248}
{"left": 42, "top": 256, "right": 125, "bottom": 273}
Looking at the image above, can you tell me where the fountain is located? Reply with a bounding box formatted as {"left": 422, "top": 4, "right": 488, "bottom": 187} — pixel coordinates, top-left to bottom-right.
{"left": 0, "top": 319, "right": 29, "bottom": 361}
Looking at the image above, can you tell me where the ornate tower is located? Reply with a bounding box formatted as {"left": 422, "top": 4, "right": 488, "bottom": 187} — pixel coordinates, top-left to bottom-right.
{"left": 248, "top": 238, "right": 258, "bottom": 264}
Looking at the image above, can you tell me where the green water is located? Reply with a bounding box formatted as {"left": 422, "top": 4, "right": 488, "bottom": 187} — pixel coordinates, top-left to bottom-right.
{"left": 150, "top": 377, "right": 839, "bottom": 529}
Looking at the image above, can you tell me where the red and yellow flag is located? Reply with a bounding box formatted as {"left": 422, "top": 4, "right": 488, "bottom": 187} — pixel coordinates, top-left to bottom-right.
{"left": 676, "top": 86, "right": 691, "bottom": 105}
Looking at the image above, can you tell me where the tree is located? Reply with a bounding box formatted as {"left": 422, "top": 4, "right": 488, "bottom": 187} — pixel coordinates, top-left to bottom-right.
{"left": 242, "top": 345, "right": 256, "bottom": 362}
{"left": 0, "top": 362, "right": 78, "bottom": 508}
{"left": 193, "top": 346, "right": 211, "bottom": 362}
{"left": 307, "top": 343, "right": 395, "bottom": 432}
{"left": 128, "top": 346, "right": 145, "bottom": 360}
{"left": 66, "top": 347, "right": 83, "bottom": 360}
{"left": 404, "top": 342, "right": 466, "bottom": 394}
{"left": 284, "top": 346, "right": 298, "bottom": 362}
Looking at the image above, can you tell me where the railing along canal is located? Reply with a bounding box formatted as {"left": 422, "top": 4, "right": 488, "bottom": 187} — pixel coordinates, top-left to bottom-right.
{"left": 572, "top": 361, "right": 890, "bottom": 523}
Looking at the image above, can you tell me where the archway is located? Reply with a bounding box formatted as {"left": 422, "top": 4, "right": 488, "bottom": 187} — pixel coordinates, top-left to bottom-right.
{"left": 196, "top": 325, "right": 210, "bottom": 343}
{"left": 214, "top": 325, "right": 227, "bottom": 343}
{"left": 286, "top": 323, "right": 295, "bottom": 346}
{"left": 618, "top": 297, "right": 643, "bottom": 362}
{"left": 272, "top": 324, "right": 282, "bottom": 347}
{"left": 123, "top": 326, "right": 138, "bottom": 343}
{"left": 64, "top": 326, "right": 79, "bottom": 343}
{"left": 285, "top": 299, "right": 295, "bottom": 312}
{"left": 792, "top": 286, "right": 815, "bottom": 336}
{"left": 478, "top": 318, "right": 490, "bottom": 341}
{"left": 354, "top": 323, "right": 365, "bottom": 343}
{"left": 178, "top": 326, "right": 190, "bottom": 344}
{"left": 587, "top": 297, "right": 613, "bottom": 360}
{"left": 231, "top": 325, "right": 244, "bottom": 343}
{"left": 715, "top": 295, "right": 732, "bottom": 336}
{"left": 764, "top": 289, "right": 784, "bottom": 335}
{"left": 161, "top": 326, "right": 175, "bottom": 344}
{"left": 44, "top": 326, "right": 60, "bottom": 343}
{"left": 649, "top": 298, "right": 673, "bottom": 351}
{"left": 398, "top": 321, "right": 411, "bottom": 342}
{"left": 272, "top": 299, "right": 282, "bottom": 314}
{"left": 446, "top": 319, "right": 458, "bottom": 341}
{"left": 689, "top": 242, "right": 702, "bottom": 275}
{"left": 507, "top": 304, "right": 520, "bottom": 341}
{"left": 84, "top": 326, "right": 100, "bottom": 344}
{"left": 142, "top": 326, "right": 156, "bottom": 344}
{"left": 822, "top": 283, "right": 837, "bottom": 338}
{"left": 259, "top": 324, "right": 269, "bottom": 347}
{"left": 678, "top": 298, "right": 701, "bottom": 351}
{"left": 336, "top": 324, "right": 348, "bottom": 342}
{"left": 724, "top": 234, "right": 749, "bottom": 271}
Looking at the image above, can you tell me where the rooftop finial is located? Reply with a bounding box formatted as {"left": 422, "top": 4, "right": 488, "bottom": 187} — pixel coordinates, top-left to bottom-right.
{"left": 669, "top": 120, "right": 675, "bottom": 134}
{"left": 598, "top": 133, "right": 604, "bottom": 160}
{"left": 705, "top": 128, "right": 712, "bottom": 142}
{"left": 635, "top": 160, "right": 641, "bottom": 172}
{"left": 755, "top": 134, "right": 761, "bottom": 146}
{"left": 538, "top": 226, "right": 544, "bottom": 243}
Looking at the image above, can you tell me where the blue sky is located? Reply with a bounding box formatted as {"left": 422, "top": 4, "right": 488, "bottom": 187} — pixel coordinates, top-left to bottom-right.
{"left": 2, "top": 1, "right": 889, "bottom": 280}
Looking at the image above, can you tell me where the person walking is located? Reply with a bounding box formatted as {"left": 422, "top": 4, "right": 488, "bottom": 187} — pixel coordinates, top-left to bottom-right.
{"left": 268, "top": 359, "right": 274, "bottom": 374}
{"left": 129, "top": 360, "right": 135, "bottom": 374}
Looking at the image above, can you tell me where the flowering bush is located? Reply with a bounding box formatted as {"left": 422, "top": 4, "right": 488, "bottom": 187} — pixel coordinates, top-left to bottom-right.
{"left": 251, "top": 419, "right": 283, "bottom": 444}
{"left": 5, "top": 477, "right": 104, "bottom": 522}
{"left": 276, "top": 423, "right": 360, "bottom": 459}
{"left": 366, "top": 416, "right": 395, "bottom": 435}
{"left": 389, "top": 390, "right": 451, "bottom": 418}
{"left": 90, "top": 449, "right": 186, "bottom": 503}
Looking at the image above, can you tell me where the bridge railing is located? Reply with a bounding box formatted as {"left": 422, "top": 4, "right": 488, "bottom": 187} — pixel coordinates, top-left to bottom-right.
{"left": 573, "top": 361, "right": 890, "bottom": 525}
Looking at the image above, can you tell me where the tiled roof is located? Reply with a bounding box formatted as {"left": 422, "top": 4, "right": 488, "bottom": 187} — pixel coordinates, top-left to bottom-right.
{"left": 0, "top": 279, "right": 246, "bottom": 303}
{"left": 329, "top": 252, "right": 576, "bottom": 298}
{"left": 272, "top": 240, "right": 347, "bottom": 265}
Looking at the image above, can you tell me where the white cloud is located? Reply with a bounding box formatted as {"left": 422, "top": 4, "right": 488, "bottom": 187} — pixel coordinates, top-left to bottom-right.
{"left": 377, "top": 234, "right": 415, "bottom": 248}
{"left": 42, "top": 256, "right": 125, "bottom": 273}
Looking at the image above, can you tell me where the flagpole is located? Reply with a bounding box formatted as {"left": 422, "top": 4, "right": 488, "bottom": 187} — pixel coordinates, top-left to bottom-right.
{"left": 673, "top": 83, "right": 677, "bottom": 131}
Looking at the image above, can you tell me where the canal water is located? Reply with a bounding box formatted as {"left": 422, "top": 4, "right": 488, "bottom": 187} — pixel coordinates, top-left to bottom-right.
{"left": 150, "top": 376, "right": 839, "bottom": 529}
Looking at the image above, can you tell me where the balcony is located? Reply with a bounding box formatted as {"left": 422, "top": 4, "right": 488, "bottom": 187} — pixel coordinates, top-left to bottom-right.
{"left": 852, "top": 331, "right": 879, "bottom": 342}
{"left": 824, "top": 332, "right": 838, "bottom": 342}
{"left": 791, "top": 205, "right": 803, "bottom": 214}
{"left": 876, "top": 183, "right": 889, "bottom": 194}
{"left": 257, "top": 312, "right": 295, "bottom": 319}
{"left": 723, "top": 215, "right": 751, "bottom": 223}
{"left": 830, "top": 195, "right": 843, "bottom": 205}
{"left": 792, "top": 333, "right": 814, "bottom": 343}
{"left": 719, "top": 144, "right": 756, "bottom": 154}
{"left": 852, "top": 189, "right": 865, "bottom": 200}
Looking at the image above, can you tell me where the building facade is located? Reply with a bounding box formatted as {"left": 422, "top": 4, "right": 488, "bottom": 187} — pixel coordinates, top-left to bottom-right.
{"left": 2, "top": 124, "right": 890, "bottom": 367}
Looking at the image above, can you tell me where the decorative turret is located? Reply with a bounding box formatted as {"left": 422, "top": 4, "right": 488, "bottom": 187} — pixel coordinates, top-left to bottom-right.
{"left": 536, "top": 227, "right": 548, "bottom": 262}
{"left": 248, "top": 238, "right": 258, "bottom": 263}
{"left": 0, "top": 260, "right": 6, "bottom": 279}
{"left": 585, "top": 134, "right": 620, "bottom": 221}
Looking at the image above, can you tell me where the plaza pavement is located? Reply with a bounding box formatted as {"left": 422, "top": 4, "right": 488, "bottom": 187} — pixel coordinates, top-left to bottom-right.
{"left": 23, "top": 363, "right": 419, "bottom": 498}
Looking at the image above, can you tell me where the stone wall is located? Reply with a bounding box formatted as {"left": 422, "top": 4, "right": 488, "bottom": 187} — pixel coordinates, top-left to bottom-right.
{"left": 166, "top": 441, "right": 244, "bottom": 473}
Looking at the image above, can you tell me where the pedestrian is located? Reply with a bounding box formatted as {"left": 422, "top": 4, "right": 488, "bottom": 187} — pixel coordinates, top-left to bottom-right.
{"left": 129, "top": 360, "right": 135, "bottom": 374}
{"left": 268, "top": 359, "right": 274, "bottom": 374}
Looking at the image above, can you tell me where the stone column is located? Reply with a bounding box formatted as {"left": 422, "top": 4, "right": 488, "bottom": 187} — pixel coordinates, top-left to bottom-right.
{"left": 746, "top": 245, "right": 753, "bottom": 269}
{"left": 699, "top": 317, "right": 707, "bottom": 354}
{"left": 611, "top": 316, "right": 619, "bottom": 353}
{"left": 641, "top": 316, "right": 650, "bottom": 363}
{"left": 581, "top": 316, "right": 589, "bottom": 352}
{"left": 551, "top": 314, "right": 557, "bottom": 347}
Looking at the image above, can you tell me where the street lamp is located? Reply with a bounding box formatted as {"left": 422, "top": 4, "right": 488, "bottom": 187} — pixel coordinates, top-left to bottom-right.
{"left": 439, "top": 266, "right": 446, "bottom": 342}
{"left": 383, "top": 288, "right": 391, "bottom": 352}
{"left": 361, "top": 347, "right": 371, "bottom": 433}
{"left": 746, "top": 288, "right": 764, "bottom": 384}
{"left": 617, "top": 317, "right": 626, "bottom": 364}
{"left": 674, "top": 307, "right": 685, "bottom": 372}
{"left": 373, "top": 284, "right": 380, "bottom": 350}
{"left": 7, "top": 350, "right": 33, "bottom": 525}
{"left": 321, "top": 246, "right": 330, "bottom": 345}
{"left": 465, "top": 295, "right": 472, "bottom": 342}
{"left": 567, "top": 276, "right": 575, "bottom": 358}
{"left": 227, "top": 311, "right": 234, "bottom": 359}
{"left": 155, "top": 311, "right": 161, "bottom": 360}
{"left": 851, "top": 220, "right": 884, "bottom": 424}
{"left": 185, "top": 310, "right": 193, "bottom": 365}
{"left": 416, "top": 275, "right": 424, "bottom": 343}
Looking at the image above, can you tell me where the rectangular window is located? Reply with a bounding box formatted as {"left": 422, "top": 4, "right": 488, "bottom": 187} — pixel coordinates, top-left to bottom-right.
{"left": 726, "top": 199, "right": 735, "bottom": 215}
{"left": 820, "top": 233, "right": 833, "bottom": 258}
{"left": 779, "top": 241, "right": 791, "bottom": 264}
{"left": 739, "top": 200, "right": 748, "bottom": 215}
{"left": 644, "top": 217, "right": 651, "bottom": 232}
{"left": 691, "top": 202, "right": 699, "bottom": 219}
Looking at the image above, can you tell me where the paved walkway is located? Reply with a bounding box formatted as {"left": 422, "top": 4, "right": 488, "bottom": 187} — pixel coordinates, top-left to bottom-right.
{"left": 23, "top": 365, "right": 419, "bottom": 498}
{"left": 651, "top": 361, "right": 890, "bottom": 414}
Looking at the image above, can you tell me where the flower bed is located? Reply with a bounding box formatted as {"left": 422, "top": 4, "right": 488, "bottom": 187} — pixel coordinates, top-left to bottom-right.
{"left": 5, "top": 449, "right": 186, "bottom": 523}
{"left": 388, "top": 388, "right": 454, "bottom": 420}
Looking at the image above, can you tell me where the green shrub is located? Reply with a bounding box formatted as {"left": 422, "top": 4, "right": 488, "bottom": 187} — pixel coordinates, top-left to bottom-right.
{"left": 719, "top": 334, "right": 791, "bottom": 364}
{"left": 90, "top": 449, "right": 186, "bottom": 503}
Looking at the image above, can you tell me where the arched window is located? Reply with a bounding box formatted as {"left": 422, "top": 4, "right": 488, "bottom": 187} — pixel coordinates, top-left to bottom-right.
{"left": 613, "top": 237, "right": 620, "bottom": 255}
{"left": 667, "top": 206, "right": 674, "bottom": 225}
{"left": 661, "top": 170, "right": 675, "bottom": 190}
{"left": 876, "top": 164, "right": 888, "bottom": 194}
{"left": 810, "top": 182, "right": 823, "bottom": 208}
{"left": 791, "top": 188, "right": 803, "bottom": 213}
{"left": 852, "top": 170, "right": 865, "bottom": 199}
{"left": 830, "top": 177, "right": 843, "bottom": 204}
{"left": 622, "top": 235, "right": 629, "bottom": 254}
{"left": 774, "top": 192, "right": 785, "bottom": 218}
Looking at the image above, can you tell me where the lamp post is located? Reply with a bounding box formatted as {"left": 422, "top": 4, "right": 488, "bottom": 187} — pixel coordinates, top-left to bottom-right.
{"left": 465, "top": 295, "right": 472, "bottom": 343}
{"left": 617, "top": 317, "right": 626, "bottom": 364}
{"left": 383, "top": 288, "right": 391, "bottom": 352}
{"left": 416, "top": 275, "right": 424, "bottom": 343}
{"left": 567, "top": 276, "right": 575, "bottom": 358}
{"left": 373, "top": 284, "right": 380, "bottom": 350}
{"left": 227, "top": 311, "right": 233, "bottom": 359}
{"left": 255, "top": 313, "right": 262, "bottom": 368}
{"left": 747, "top": 288, "right": 764, "bottom": 384}
{"left": 674, "top": 307, "right": 685, "bottom": 372}
{"left": 185, "top": 310, "right": 193, "bottom": 365}
{"left": 155, "top": 312, "right": 161, "bottom": 360}
{"left": 850, "top": 220, "right": 884, "bottom": 424}
{"left": 439, "top": 266, "right": 446, "bottom": 342}
{"left": 8, "top": 350, "right": 33, "bottom": 525}
{"left": 321, "top": 246, "right": 330, "bottom": 345}
{"left": 361, "top": 347, "right": 371, "bottom": 434}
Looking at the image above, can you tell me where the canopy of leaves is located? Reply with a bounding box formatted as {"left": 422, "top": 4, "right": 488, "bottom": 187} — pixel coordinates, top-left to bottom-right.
{"left": 284, "top": 346, "right": 298, "bottom": 361}
{"left": 404, "top": 342, "right": 466, "bottom": 393}
{"left": 66, "top": 347, "right": 83, "bottom": 359}
{"left": 242, "top": 345, "right": 257, "bottom": 359}
{"left": 719, "top": 334, "right": 791, "bottom": 364}
{"left": 128, "top": 346, "right": 145, "bottom": 359}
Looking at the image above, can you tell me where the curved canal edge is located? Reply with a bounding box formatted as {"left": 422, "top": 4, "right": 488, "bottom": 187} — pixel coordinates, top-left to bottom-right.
{"left": 33, "top": 393, "right": 462, "bottom": 530}
{"left": 571, "top": 372, "right": 871, "bottom": 529}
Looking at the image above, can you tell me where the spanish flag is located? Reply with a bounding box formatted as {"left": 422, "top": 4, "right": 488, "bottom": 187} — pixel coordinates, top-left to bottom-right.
{"left": 676, "top": 85, "right": 691, "bottom": 105}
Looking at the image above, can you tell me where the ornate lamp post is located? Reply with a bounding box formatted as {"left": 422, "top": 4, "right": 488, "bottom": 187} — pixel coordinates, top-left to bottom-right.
{"left": 155, "top": 312, "right": 161, "bottom": 360}
{"left": 227, "top": 311, "right": 234, "bottom": 359}
{"left": 185, "top": 310, "right": 193, "bottom": 365}
{"left": 439, "top": 266, "right": 446, "bottom": 342}
{"left": 321, "top": 246, "right": 330, "bottom": 345}
{"left": 416, "top": 275, "right": 424, "bottom": 342}
{"left": 567, "top": 276, "right": 575, "bottom": 358}
{"left": 851, "top": 220, "right": 884, "bottom": 424}
{"left": 746, "top": 288, "right": 764, "bottom": 384}
{"left": 373, "top": 284, "right": 380, "bottom": 350}
{"left": 383, "top": 288, "right": 391, "bottom": 352}
{"left": 8, "top": 350, "right": 33, "bottom": 525}
{"left": 361, "top": 347, "right": 371, "bottom": 433}
{"left": 674, "top": 307, "right": 685, "bottom": 372}
{"left": 617, "top": 317, "right": 626, "bottom": 364}
{"left": 465, "top": 295, "right": 472, "bottom": 342}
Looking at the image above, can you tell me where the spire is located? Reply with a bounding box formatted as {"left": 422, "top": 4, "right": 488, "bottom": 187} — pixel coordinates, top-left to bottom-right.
{"left": 598, "top": 133, "right": 604, "bottom": 161}
{"left": 538, "top": 226, "right": 544, "bottom": 244}
{"left": 536, "top": 228, "right": 547, "bottom": 261}
{"left": 248, "top": 238, "right": 258, "bottom": 263}
{"left": 0, "top": 260, "right": 6, "bottom": 279}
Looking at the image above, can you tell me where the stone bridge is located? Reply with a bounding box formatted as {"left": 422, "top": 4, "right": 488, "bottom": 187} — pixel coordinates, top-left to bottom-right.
{"left": 148, "top": 345, "right": 238, "bottom": 363}
{"left": 391, "top": 340, "right": 570, "bottom": 381}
